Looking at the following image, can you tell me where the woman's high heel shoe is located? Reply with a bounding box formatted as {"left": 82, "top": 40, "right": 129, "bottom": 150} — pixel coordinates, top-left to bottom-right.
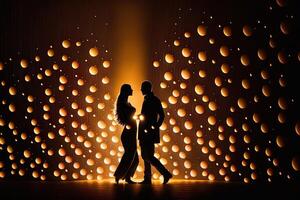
{"left": 125, "top": 177, "right": 137, "bottom": 184}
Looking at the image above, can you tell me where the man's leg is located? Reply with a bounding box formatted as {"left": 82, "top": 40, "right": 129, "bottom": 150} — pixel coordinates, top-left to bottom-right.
{"left": 140, "top": 142, "right": 152, "bottom": 182}
{"left": 144, "top": 160, "right": 151, "bottom": 181}
{"left": 148, "top": 143, "right": 171, "bottom": 176}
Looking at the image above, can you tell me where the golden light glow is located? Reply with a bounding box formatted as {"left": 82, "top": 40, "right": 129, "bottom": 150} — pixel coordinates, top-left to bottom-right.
{"left": 112, "top": 2, "right": 146, "bottom": 113}
{"left": 0, "top": 1, "right": 299, "bottom": 183}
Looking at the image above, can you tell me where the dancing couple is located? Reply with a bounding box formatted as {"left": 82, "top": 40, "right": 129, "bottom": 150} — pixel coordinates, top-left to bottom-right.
{"left": 113, "top": 81, "right": 173, "bottom": 184}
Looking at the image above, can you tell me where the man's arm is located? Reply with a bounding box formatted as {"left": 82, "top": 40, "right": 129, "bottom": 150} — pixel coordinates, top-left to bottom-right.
{"left": 156, "top": 98, "right": 165, "bottom": 128}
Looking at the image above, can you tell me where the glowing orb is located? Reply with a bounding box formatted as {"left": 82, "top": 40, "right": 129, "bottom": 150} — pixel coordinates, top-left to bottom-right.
{"left": 261, "top": 70, "right": 269, "bottom": 80}
{"left": 97, "top": 121, "right": 106, "bottom": 129}
{"left": 168, "top": 96, "right": 177, "bottom": 104}
{"left": 197, "top": 25, "right": 207, "bottom": 36}
{"left": 72, "top": 90, "right": 79, "bottom": 96}
{"left": 72, "top": 61, "right": 79, "bottom": 69}
{"left": 262, "top": 85, "right": 271, "bottom": 97}
{"left": 89, "top": 47, "right": 99, "bottom": 57}
{"left": 226, "top": 117, "right": 234, "bottom": 127}
{"left": 174, "top": 40, "right": 180, "bottom": 46}
{"left": 90, "top": 85, "right": 97, "bottom": 93}
{"left": 62, "top": 40, "right": 71, "bottom": 48}
{"left": 280, "top": 20, "right": 290, "bottom": 35}
{"left": 59, "top": 108, "right": 67, "bottom": 117}
{"left": 182, "top": 48, "right": 191, "bottom": 57}
{"left": 181, "top": 69, "right": 191, "bottom": 80}
{"left": 276, "top": 0, "right": 286, "bottom": 7}
{"left": 278, "top": 112, "right": 286, "bottom": 123}
{"left": 220, "top": 46, "right": 229, "bottom": 57}
{"left": 177, "top": 108, "right": 186, "bottom": 117}
{"left": 180, "top": 83, "right": 187, "bottom": 89}
{"left": 87, "top": 159, "right": 95, "bottom": 166}
{"left": 165, "top": 54, "right": 175, "bottom": 63}
{"left": 59, "top": 76, "right": 67, "bottom": 84}
{"left": 295, "top": 122, "right": 300, "bottom": 136}
{"left": 20, "top": 59, "right": 28, "bottom": 68}
{"left": 243, "top": 25, "right": 252, "bottom": 37}
{"left": 276, "top": 136, "right": 285, "bottom": 148}
{"left": 35, "top": 56, "right": 40, "bottom": 62}
{"left": 208, "top": 116, "right": 217, "bottom": 125}
{"left": 47, "top": 49, "right": 54, "bottom": 57}
{"left": 89, "top": 66, "right": 98, "bottom": 75}
{"left": 102, "top": 76, "right": 110, "bottom": 84}
{"left": 261, "top": 123, "right": 269, "bottom": 133}
{"left": 184, "top": 121, "right": 193, "bottom": 130}
{"left": 278, "top": 97, "right": 287, "bottom": 110}
{"left": 0, "top": 137, "right": 5, "bottom": 145}
{"left": 9, "top": 104, "right": 16, "bottom": 112}
{"left": 24, "top": 150, "right": 31, "bottom": 158}
{"left": 9, "top": 87, "right": 16, "bottom": 95}
{"left": 58, "top": 148, "right": 66, "bottom": 156}
{"left": 85, "top": 95, "right": 94, "bottom": 104}
{"left": 199, "top": 70, "right": 206, "bottom": 78}
{"left": 195, "top": 84, "right": 204, "bottom": 95}
{"left": 48, "top": 132, "right": 55, "bottom": 139}
{"left": 184, "top": 32, "right": 191, "bottom": 38}
{"left": 242, "top": 79, "right": 250, "bottom": 89}
{"left": 221, "top": 63, "right": 230, "bottom": 74}
{"left": 208, "top": 102, "right": 217, "bottom": 111}
{"left": 278, "top": 51, "right": 287, "bottom": 64}
{"left": 257, "top": 49, "right": 267, "bottom": 60}
{"left": 32, "top": 171, "right": 39, "bottom": 178}
{"left": 62, "top": 55, "right": 68, "bottom": 61}
{"left": 153, "top": 61, "right": 160, "bottom": 68}
{"left": 184, "top": 160, "right": 191, "bottom": 169}
{"left": 45, "top": 69, "right": 52, "bottom": 76}
{"left": 164, "top": 72, "right": 173, "bottom": 81}
{"left": 214, "top": 77, "right": 222, "bottom": 87}
{"left": 77, "top": 79, "right": 84, "bottom": 86}
{"left": 25, "top": 75, "right": 31, "bottom": 82}
{"left": 237, "top": 98, "right": 247, "bottom": 109}
{"left": 103, "top": 61, "right": 111, "bottom": 68}
{"left": 76, "top": 41, "right": 81, "bottom": 46}
{"left": 0, "top": 62, "right": 4, "bottom": 70}
{"left": 200, "top": 161, "right": 208, "bottom": 169}
{"left": 240, "top": 55, "right": 250, "bottom": 66}
{"left": 223, "top": 26, "right": 232, "bottom": 37}
{"left": 195, "top": 105, "right": 204, "bottom": 114}
{"left": 198, "top": 51, "right": 207, "bottom": 62}
{"left": 172, "top": 90, "right": 180, "bottom": 97}
{"left": 292, "top": 156, "right": 300, "bottom": 171}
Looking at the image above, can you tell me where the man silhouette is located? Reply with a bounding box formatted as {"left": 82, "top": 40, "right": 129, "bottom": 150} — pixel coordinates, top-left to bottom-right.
{"left": 138, "top": 80, "right": 172, "bottom": 184}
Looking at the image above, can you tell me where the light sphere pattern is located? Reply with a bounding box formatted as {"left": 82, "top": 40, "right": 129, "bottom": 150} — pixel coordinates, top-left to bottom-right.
{"left": 150, "top": 0, "right": 300, "bottom": 183}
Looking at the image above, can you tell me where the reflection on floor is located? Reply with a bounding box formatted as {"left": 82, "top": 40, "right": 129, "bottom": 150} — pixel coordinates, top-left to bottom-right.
{"left": 0, "top": 179, "right": 299, "bottom": 200}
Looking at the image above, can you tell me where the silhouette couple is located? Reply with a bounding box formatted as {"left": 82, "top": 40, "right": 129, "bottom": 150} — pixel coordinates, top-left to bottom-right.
{"left": 114, "top": 81, "right": 173, "bottom": 184}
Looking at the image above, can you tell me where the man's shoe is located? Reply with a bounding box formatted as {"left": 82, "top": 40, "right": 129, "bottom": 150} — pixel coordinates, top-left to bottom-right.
{"left": 163, "top": 173, "right": 173, "bottom": 184}
{"left": 125, "top": 178, "right": 137, "bottom": 184}
{"left": 139, "top": 179, "right": 152, "bottom": 184}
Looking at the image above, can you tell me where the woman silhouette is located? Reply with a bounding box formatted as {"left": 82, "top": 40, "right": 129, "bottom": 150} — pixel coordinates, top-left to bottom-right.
{"left": 114, "top": 84, "right": 138, "bottom": 184}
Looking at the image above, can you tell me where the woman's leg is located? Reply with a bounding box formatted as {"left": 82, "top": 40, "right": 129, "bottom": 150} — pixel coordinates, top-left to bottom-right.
{"left": 114, "top": 134, "right": 131, "bottom": 179}
{"left": 123, "top": 133, "right": 138, "bottom": 179}
{"left": 125, "top": 151, "right": 139, "bottom": 178}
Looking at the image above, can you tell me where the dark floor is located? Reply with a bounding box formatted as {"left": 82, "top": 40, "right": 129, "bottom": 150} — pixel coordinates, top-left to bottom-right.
{"left": 0, "top": 179, "right": 299, "bottom": 200}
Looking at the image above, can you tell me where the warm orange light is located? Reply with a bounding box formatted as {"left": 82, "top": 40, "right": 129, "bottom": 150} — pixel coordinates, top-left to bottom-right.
{"left": 112, "top": 2, "right": 146, "bottom": 113}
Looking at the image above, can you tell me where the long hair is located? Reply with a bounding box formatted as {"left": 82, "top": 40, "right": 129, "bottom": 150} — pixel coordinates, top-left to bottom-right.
{"left": 114, "top": 84, "right": 131, "bottom": 126}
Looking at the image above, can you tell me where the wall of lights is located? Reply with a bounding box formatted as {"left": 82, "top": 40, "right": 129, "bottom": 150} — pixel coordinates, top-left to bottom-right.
{"left": 0, "top": 0, "right": 300, "bottom": 182}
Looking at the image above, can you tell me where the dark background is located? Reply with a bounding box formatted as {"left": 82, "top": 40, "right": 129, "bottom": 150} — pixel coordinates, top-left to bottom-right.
{"left": 0, "top": 0, "right": 299, "bottom": 182}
